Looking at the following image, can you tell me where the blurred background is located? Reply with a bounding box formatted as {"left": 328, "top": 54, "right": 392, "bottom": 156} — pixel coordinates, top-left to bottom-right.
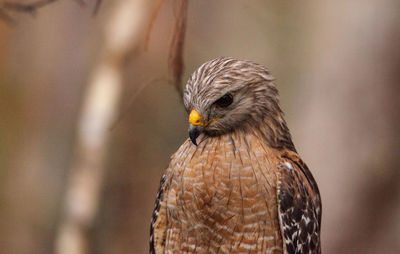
{"left": 0, "top": 0, "right": 399, "bottom": 253}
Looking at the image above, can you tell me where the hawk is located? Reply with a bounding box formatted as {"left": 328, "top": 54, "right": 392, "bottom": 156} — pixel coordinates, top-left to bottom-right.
{"left": 150, "top": 57, "right": 321, "bottom": 254}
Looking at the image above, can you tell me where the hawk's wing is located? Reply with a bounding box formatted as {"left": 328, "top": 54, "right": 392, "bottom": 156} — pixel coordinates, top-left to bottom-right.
{"left": 149, "top": 174, "right": 168, "bottom": 254}
{"left": 277, "top": 152, "right": 322, "bottom": 254}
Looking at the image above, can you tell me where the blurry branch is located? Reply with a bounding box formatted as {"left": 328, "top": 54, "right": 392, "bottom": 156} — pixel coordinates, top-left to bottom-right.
{"left": 1, "top": 0, "right": 59, "bottom": 14}
{"left": 168, "top": 0, "right": 188, "bottom": 99}
{"left": 109, "top": 0, "right": 188, "bottom": 132}
{"left": 110, "top": 77, "right": 168, "bottom": 131}
{"left": 92, "top": 0, "right": 101, "bottom": 15}
{"left": 144, "top": 0, "right": 165, "bottom": 51}
{"left": 145, "top": 0, "right": 188, "bottom": 99}
{"left": 144, "top": 0, "right": 165, "bottom": 50}
{"left": 0, "top": 0, "right": 59, "bottom": 24}
{"left": 0, "top": 0, "right": 102, "bottom": 23}
{"left": 54, "top": 0, "right": 150, "bottom": 254}
{"left": 0, "top": 8, "right": 13, "bottom": 23}
{"left": 111, "top": 0, "right": 190, "bottom": 129}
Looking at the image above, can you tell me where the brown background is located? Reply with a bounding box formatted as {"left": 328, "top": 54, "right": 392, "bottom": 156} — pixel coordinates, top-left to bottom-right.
{"left": 0, "top": 0, "right": 399, "bottom": 253}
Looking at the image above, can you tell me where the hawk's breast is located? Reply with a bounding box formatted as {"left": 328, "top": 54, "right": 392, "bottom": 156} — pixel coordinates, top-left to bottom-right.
{"left": 165, "top": 133, "right": 283, "bottom": 253}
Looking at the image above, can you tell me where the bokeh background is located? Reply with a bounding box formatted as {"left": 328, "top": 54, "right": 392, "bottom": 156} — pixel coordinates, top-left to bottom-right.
{"left": 0, "top": 0, "right": 399, "bottom": 253}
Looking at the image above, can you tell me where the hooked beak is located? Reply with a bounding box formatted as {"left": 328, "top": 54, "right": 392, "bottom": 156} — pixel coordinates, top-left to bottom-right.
{"left": 188, "top": 123, "right": 203, "bottom": 146}
{"left": 188, "top": 109, "right": 205, "bottom": 146}
{"left": 187, "top": 109, "right": 221, "bottom": 145}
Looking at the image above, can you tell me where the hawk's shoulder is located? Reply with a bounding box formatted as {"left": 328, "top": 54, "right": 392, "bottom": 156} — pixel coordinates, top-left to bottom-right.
{"left": 277, "top": 151, "right": 322, "bottom": 254}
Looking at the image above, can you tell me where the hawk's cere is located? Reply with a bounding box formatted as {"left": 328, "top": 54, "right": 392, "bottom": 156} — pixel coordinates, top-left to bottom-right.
{"left": 150, "top": 57, "right": 321, "bottom": 254}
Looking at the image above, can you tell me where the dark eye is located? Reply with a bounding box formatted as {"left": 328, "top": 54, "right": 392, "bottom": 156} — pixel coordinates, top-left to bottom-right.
{"left": 215, "top": 93, "right": 233, "bottom": 108}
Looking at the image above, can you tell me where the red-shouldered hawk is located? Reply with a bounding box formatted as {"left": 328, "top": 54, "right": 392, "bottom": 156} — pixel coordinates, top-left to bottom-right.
{"left": 150, "top": 57, "right": 321, "bottom": 254}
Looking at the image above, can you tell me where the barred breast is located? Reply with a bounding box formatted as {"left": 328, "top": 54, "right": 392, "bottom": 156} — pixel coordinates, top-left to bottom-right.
{"left": 164, "top": 132, "right": 283, "bottom": 254}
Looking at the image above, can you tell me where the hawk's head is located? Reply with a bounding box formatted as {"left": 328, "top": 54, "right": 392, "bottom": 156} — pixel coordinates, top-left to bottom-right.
{"left": 184, "top": 57, "right": 292, "bottom": 148}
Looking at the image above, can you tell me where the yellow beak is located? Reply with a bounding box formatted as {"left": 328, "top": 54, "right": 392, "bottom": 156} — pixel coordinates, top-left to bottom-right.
{"left": 188, "top": 109, "right": 221, "bottom": 145}
{"left": 189, "top": 109, "right": 205, "bottom": 126}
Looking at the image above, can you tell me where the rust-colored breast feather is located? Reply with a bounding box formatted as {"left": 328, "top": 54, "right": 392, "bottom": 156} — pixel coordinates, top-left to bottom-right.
{"left": 150, "top": 132, "right": 321, "bottom": 254}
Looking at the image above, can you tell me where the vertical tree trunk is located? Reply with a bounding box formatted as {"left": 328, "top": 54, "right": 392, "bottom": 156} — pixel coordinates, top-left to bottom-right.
{"left": 54, "top": 1, "right": 152, "bottom": 253}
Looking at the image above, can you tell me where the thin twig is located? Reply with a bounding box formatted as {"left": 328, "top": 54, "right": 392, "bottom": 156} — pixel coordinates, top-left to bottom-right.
{"left": 92, "top": 0, "right": 102, "bottom": 16}
{"left": 144, "top": 0, "right": 165, "bottom": 51}
{"left": 3, "top": 0, "right": 58, "bottom": 14}
{"left": 110, "top": 77, "right": 168, "bottom": 130}
{"left": 0, "top": 0, "right": 58, "bottom": 23}
{"left": 0, "top": 0, "right": 101, "bottom": 23}
{"left": 74, "top": 0, "right": 86, "bottom": 8}
{"left": 0, "top": 9, "right": 16, "bottom": 24}
{"left": 168, "top": 0, "right": 188, "bottom": 99}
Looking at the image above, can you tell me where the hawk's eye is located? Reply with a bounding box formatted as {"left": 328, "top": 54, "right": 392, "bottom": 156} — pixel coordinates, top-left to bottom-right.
{"left": 215, "top": 93, "right": 233, "bottom": 108}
